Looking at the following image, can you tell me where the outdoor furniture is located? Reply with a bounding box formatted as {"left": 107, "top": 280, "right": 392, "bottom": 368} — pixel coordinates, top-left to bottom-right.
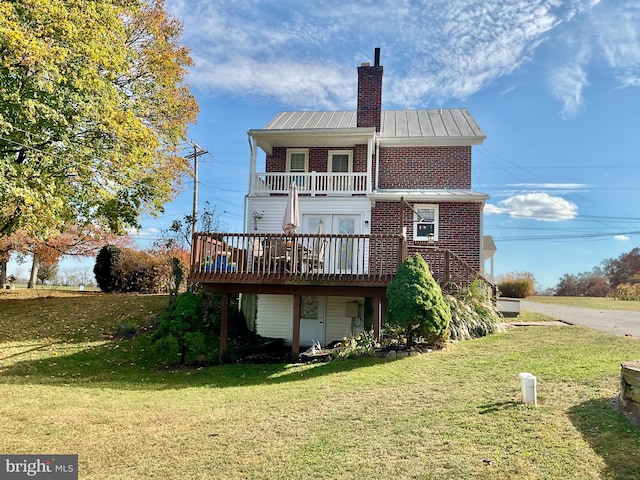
{"left": 262, "top": 237, "right": 289, "bottom": 273}
{"left": 299, "top": 239, "right": 327, "bottom": 274}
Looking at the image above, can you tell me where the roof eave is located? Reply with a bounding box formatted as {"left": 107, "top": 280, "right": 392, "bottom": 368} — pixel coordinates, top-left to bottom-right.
{"left": 248, "top": 127, "right": 377, "bottom": 155}
{"left": 378, "top": 135, "right": 486, "bottom": 147}
{"left": 370, "top": 190, "right": 490, "bottom": 203}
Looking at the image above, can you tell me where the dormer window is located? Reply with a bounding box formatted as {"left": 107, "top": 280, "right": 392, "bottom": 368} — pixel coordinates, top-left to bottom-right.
{"left": 413, "top": 204, "right": 438, "bottom": 242}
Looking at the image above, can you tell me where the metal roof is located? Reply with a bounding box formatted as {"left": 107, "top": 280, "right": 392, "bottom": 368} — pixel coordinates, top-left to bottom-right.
{"left": 370, "top": 189, "right": 489, "bottom": 203}
{"left": 259, "top": 109, "right": 485, "bottom": 143}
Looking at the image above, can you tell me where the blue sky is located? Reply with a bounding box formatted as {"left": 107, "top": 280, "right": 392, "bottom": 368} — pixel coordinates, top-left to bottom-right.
{"left": 25, "top": 0, "right": 640, "bottom": 290}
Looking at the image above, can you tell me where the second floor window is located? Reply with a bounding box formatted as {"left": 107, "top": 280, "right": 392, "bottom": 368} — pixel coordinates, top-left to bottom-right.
{"left": 328, "top": 150, "right": 352, "bottom": 173}
{"left": 287, "top": 149, "right": 308, "bottom": 188}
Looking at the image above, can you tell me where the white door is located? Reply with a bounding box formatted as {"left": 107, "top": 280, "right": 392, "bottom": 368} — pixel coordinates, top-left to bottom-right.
{"left": 299, "top": 296, "right": 325, "bottom": 346}
{"left": 332, "top": 216, "right": 360, "bottom": 273}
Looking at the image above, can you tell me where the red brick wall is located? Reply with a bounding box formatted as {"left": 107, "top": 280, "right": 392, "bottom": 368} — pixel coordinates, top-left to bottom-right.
{"left": 371, "top": 200, "right": 482, "bottom": 270}
{"left": 378, "top": 145, "right": 471, "bottom": 189}
{"left": 266, "top": 146, "right": 368, "bottom": 172}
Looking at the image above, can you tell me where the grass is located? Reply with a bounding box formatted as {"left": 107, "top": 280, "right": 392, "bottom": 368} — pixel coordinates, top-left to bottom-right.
{"left": 2, "top": 291, "right": 640, "bottom": 478}
{"left": 527, "top": 295, "right": 640, "bottom": 312}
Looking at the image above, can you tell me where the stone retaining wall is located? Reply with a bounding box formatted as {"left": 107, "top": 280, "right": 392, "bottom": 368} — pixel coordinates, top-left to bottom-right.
{"left": 620, "top": 362, "right": 640, "bottom": 418}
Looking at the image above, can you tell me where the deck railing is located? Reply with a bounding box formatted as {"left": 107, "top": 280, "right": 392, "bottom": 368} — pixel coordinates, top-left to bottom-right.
{"left": 190, "top": 232, "right": 494, "bottom": 294}
{"left": 409, "top": 246, "right": 497, "bottom": 296}
{"left": 191, "top": 232, "right": 401, "bottom": 283}
{"left": 253, "top": 172, "right": 369, "bottom": 195}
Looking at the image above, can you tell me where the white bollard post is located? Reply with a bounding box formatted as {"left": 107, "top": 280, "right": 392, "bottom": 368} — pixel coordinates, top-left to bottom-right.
{"left": 518, "top": 372, "right": 537, "bottom": 405}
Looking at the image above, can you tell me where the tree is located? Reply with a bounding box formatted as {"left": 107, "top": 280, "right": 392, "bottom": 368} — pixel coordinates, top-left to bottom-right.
{"left": 602, "top": 247, "right": 640, "bottom": 289}
{"left": 0, "top": 0, "right": 197, "bottom": 241}
{"left": 36, "top": 261, "right": 58, "bottom": 286}
{"left": 386, "top": 254, "right": 451, "bottom": 345}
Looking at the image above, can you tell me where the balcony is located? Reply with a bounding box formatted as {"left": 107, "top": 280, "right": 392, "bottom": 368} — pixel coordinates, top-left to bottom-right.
{"left": 252, "top": 171, "right": 369, "bottom": 196}
{"left": 190, "top": 232, "right": 494, "bottom": 297}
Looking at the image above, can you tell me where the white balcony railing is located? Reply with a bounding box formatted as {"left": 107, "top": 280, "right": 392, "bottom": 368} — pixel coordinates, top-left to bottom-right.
{"left": 253, "top": 171, "right": 369, "bottom": 195}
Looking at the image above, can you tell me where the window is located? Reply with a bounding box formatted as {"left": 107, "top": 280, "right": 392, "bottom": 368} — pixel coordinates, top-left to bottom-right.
{"left": 328, "top": 150, "right": 352, "bottom": 173}
{"left": 287, "top": 149, "right": 308, "bottom": 188}
{"left": 328, "top": 150, "right": 353, "bottom": 191}
{"left": 413, "top": 204, "right": 438, "bottom": 242}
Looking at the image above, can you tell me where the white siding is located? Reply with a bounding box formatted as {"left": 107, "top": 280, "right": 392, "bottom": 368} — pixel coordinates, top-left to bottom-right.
{"left": 255, "top": 294, "right": 366, "bottom": 346}
{"left": 256, "top": 295, "right": 292, "bottom": 343}
{"left": 325, "top": 297, "right": 364, "bottom": 343}
{"left": 246, "top": 196, "right": 371, "bottom": 234}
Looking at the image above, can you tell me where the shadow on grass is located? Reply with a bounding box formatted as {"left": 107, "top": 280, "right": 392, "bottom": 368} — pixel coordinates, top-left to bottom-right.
{"left": 0, "top": 334, "right": 391, "bottom": 391}
{"left": 568, "top": 397, "right": 640, "bottom": 479}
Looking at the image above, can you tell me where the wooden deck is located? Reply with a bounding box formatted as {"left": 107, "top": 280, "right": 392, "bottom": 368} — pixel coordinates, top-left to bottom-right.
{"left": 190, "top": 232, "right": 494, "bottom": 296}
{"left": 190, "top": 232, "right": 399, "bottom": 296}
{"left": 190, "top": 232, "right": 495, "bottom": 360}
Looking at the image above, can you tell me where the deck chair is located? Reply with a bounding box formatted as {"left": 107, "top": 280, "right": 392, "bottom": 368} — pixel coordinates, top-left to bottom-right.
{"left": 262, "top": 237, "right": 288, "bottom": 273}
{"left": 302, "top": 238, "right": 326, "bottom": 273}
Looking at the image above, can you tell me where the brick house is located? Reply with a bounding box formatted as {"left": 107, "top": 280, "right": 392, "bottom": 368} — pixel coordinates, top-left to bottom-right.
{"left": 190, "top": 49, "right": 491, "bottom": 359}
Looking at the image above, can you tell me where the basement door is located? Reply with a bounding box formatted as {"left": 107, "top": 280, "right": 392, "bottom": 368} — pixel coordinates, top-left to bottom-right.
{"left": 299, "top": 296, "right": 325, "bottom": 347}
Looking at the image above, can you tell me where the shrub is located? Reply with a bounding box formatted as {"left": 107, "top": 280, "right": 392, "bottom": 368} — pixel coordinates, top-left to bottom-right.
{"left": 334, "top": 331, "right": 378, "bottom": 359}
{"left": 94, "top": 245, "right": 122, "bottom": 292}
{"left": 497, "top": 271, "right": 535, "bottom": 298}
{"left": 386, "top": 254, "right": 451, "bottom": 345}
{"left": 94, "top": 245, "right": 178, "bottom": 294}
{"left": 152, "top": 291, "right": 208, "bottom": 365}
{"left": 614, "top": 283, "right": 640, "bottom": 301}
{"left": 446, "top": 279, "right": 502, "bottom": 341}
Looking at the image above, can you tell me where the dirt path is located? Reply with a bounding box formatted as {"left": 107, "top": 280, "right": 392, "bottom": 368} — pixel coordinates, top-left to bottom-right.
{"left": 520, "top": 300, "right": 640, "bottom": 338}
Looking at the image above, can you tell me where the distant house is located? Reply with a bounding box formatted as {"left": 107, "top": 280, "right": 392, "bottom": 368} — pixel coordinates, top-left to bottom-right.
{"left": 191, "top": 49, "right": 492, "bottom": 359}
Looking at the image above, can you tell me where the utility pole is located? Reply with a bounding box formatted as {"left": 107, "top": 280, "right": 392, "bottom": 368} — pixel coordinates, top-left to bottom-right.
{"left": 185, "top": 141, "right": 208, "bottom": 238}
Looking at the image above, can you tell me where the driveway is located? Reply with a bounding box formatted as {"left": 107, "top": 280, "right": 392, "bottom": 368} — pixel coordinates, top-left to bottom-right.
{"left": 520, "top": 300, "right": 640, "bottom": 338}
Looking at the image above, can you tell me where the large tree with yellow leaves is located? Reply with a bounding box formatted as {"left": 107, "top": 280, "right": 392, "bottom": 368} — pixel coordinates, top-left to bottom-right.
{"left": 0, "top": 0, "right": 198, "bottom": 241}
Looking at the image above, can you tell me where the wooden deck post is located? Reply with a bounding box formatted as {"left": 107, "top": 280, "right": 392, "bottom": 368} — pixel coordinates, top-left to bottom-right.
{"left": 292, "top": 295, "right": 301, "bottom": 361}
{"left": 372, "top": 297, "right": 381, "bottom": 341}
{"left": 219, "top": 293, "right": 229, "bottom": 361}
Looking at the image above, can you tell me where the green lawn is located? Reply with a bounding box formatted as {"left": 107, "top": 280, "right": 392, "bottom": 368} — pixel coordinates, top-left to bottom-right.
{"left": 2, "top": 292, "right": 640, "bottom": 479}
{"left": 527, "top": 295, "right": 640, "bottom": 312}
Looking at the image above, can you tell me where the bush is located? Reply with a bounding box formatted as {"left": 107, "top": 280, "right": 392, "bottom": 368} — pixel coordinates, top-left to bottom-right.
{"left": 152, "top": 291, "right": 209, "bottom": 365}
{"left": 94, "top": 245, "right": 122, "bottom": 292}
{"left": 446, "top": 279, "right": 502, "bottom": 341}
{"left": 497, "top": 271, "right": 535, "bottom": 298}
{"left": 613, "top": 283, "right": 640, "bottom": 301}
{"left": 94, "top": 245, "right": 180, "bottom": 294}
{"left": 333, "top": 331, "right": 378, "bottom": 359}
{"left": 386, "top": 254, "right": 451, "bottom": 345}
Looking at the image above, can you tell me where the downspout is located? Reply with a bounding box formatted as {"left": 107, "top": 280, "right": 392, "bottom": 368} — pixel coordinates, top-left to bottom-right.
{"left": 366, "top": 134, "right": 374, "bottom": 194}
{"left": 479, "top": 200, "right": 485, "bottom": 275}
{"left": 374, "top": 136, "right": 380, "bottom": 191}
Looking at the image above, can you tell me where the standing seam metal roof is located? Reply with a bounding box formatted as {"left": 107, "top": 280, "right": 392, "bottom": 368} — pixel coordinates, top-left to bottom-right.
{"left": 263, "top": 109, "right": 484, "bottom": 139}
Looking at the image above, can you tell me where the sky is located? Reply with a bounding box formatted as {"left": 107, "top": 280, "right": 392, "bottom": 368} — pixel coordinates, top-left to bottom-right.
{"left": 16, "top": 0, "right": 640, "bottom": 290}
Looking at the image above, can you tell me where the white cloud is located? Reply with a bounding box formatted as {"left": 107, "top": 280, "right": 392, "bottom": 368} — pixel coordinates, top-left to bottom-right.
{"left": 166, "top": 0, "right": 581, "bottom": 109}
{"left": 549, "top": 61, "right": 589, "bottom": 118}
{"left": 487, "top": 192, "right": 578, "bottom": 221}
{"left": 165, "top": 0, "right": 640, "bottom": 112}
{"left": 614, "top": 234, "right": 631, "bottom": 241}
{"left": 593, "top": 1, "right": 640, "bottom": 86}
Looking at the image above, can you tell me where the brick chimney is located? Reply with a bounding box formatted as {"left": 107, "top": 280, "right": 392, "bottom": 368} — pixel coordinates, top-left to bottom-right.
{"left": 357, "top": 48, "right": 383, "bottom": 131}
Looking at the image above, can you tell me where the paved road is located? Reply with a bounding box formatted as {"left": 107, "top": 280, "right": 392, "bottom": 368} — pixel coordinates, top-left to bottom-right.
{"left": 520, "top": 300, "right": 640, "bottom": 338}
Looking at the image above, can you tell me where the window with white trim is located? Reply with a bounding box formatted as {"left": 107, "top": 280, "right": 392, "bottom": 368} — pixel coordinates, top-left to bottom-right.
{"left": 287, "top": 148, "right": 308, "bottom": 188}
{"left": 413, "top": 204, "right": 438, "bottom": 242}
{"left": 328, "top": 150, "right": 353, "bottom": 191}
{"left": 328, "top": 150, "right": 352, "bottom": 173}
